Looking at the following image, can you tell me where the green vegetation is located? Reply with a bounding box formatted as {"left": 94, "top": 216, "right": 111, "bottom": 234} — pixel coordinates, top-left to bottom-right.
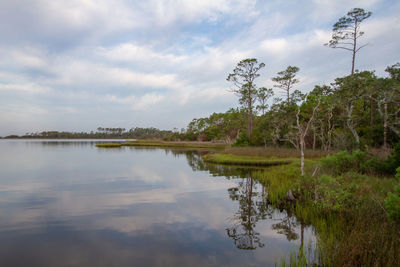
{"left": 233, "top": 151, "right": 400, "bottom": 266}
{"left": 95, "top": 143, "right": 122, "bottom": 148}
{"left": 5, "top": 127, "right": 175, "bottom": 139}
{"left": 202, "top": 153, "right": 293, "bottom": 167}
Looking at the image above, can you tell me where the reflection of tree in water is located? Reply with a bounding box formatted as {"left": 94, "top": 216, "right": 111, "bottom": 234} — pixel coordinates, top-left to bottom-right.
{"left": 226, "top": 175, "right": 272, "bottom": 250}
{"left": 271, "top": 212, "right": 299, "bottom": 241}
{"left": 182, "top": 150, "right": 306, "bottom": 251}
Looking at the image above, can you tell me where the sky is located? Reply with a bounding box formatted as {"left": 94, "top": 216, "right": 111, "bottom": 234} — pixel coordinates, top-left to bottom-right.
{"left": 0, "top": 0, "right": 399, "bottom": 136}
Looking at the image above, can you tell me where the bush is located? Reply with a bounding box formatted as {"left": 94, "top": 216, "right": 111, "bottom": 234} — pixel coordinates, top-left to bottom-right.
{"left": 321, "top": 151, "right": 375, "bottom": 175}
{"left": 232, "top": 131, "right": 249, "bottom": 146}
{"left": 385, "top": 143, "right": 400, "bottom": 174}
{"left": 384, "top": 167, "right": 400, "bottom": 222}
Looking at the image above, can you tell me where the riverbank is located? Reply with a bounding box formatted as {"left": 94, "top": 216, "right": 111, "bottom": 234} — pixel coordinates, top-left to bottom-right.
{"left": 205, "top": 148, "right": 400, "bottom": 266}
{"left": 202, "top": 153, "right": 293, "bottom": 166}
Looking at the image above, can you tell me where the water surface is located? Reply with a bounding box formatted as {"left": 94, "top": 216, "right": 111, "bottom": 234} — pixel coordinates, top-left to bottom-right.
{"left": 0, "top": 140, "right": 314, "bottom": 266}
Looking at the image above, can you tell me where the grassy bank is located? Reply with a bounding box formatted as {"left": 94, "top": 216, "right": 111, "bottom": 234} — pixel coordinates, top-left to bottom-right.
{"left": 202, "top": 153, "right": 293, "bottom": 167}
{"left": 96, "top": 143, "right": 123, "bottom": 148}
{"left": 245, "top": 152, "right": 400, "bottom": 266}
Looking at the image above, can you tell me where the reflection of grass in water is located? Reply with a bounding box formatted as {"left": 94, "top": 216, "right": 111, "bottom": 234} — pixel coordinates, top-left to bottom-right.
{"left": 251, "top": 160, "right": 400, "bottom": 266}
{"left": 202, "top": 153, "right": 294, "bottom": 167}
{"left": 96, "top": 143, "right": 122, "bottom": 148}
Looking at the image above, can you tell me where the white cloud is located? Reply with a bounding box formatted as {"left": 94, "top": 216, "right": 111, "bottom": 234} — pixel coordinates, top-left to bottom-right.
{"left": 97, "top": 43, "right": 188, "bottom": 65}
{"left": 0, "top": 83, "right": 52, "bottom": 94}
{"left": 107, "top": 93, "right": 165, "bottom": 111}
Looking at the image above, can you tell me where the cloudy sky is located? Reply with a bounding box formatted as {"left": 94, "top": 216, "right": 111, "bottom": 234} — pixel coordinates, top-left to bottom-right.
{"left": 0, "top": 0, "right": 399, "bottom": 136}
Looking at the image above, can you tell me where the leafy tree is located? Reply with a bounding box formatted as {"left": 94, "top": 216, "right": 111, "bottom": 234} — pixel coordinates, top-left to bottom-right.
{"left": 256, "top": 87, "right": 274, "bottom": 115}
{"left": 272, "top": 65, "right": 299, "bottom": 102}
{"left": 325, "top": 8, "right": 372, "bottom": 75}
{"left": 332, "top": 71, "right": 376, "bottom": 148}
{"left": 227, "top": 58, "right": 266, "bottom": 138}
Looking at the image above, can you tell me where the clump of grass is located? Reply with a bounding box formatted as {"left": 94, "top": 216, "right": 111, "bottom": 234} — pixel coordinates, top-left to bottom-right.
{"left": 252, "top": 161, "right": 300, "bottom": 203}
{"left": 202, "top": 153, "right": 293, "bottom": 167}
{"left": 222, "top": 147, "right": 331, "bottom": 159}
{"left": 96, "top": 143, "right": 122, "bottom": 148}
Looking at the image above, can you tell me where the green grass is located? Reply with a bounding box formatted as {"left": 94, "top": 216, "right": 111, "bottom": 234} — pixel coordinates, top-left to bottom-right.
{"left": 96, "top": 143, "right": 122, "bottom": 148}
{"left": 202, "top": 153, "right": 294, "bottom": 167}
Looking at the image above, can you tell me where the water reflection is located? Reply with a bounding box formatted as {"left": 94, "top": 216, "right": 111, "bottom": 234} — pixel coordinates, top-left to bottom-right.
{"left": 179, "top": 149, "right": 311, "bottom": 252}
{"left": 226, "top": 176, "right": 267, "bottom": 250}
{"left": 0, "top": 140, "right": 314, "bottom": 266}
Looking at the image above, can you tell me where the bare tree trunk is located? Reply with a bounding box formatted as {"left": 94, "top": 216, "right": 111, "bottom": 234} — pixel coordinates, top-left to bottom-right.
{"left": 351, "top": 22, "right": 357, "bottom": 75}
{"left": 346, "top": 103, "right": 360, "bottom": 148}
{"left": 312, "top": 125, "right": 316, "bottom": 150}
{"left": 297, "top": 100, "right": 320, "bottom": 176}
{"left": 383, "top": 103, "right": 388, "bottom": 148}
{"left": 300, "top": 138, "right": 305, "bottom": 176}
{"left": 327, "top": 108, "right": 333, "bottom": 151}
{"left": 248, "top": 95, "right": 252, "bottom": 139}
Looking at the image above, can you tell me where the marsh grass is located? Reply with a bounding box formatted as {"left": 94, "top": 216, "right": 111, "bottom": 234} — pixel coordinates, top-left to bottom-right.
{"left": 255, "top": 159, "right": 400, "bottom": 267}
{"left": 95, "top": 143, "right": 122, "bottom": 148}
{"left": 202, "top": 153, "right": 293, "bottom": 167}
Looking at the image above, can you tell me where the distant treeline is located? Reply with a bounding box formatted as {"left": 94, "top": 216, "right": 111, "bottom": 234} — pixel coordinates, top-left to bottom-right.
{"left": 1, "top": 127, "right": 175, "bottom": 140}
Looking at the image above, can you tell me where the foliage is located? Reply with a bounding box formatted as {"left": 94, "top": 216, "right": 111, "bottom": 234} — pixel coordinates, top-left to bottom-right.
{"left": 202, "top": 153, "right": 292, "bottom": 167}
{"left": 384, "top": 167, "right": 400, "bottom": 222}
{"left": 325, "top": 8, "right": 372, "bottom": 74}
{"left": 272, "top": 65, "right": 300, "bottom": 102}
{"left": 320, "top": 150, "right": 395, "bottom": 176}
{"left": 227, "top": 58, "right": 265, "bottom": 138}
{"left": 232, "top": 131, "right": 249, "bottom": 146}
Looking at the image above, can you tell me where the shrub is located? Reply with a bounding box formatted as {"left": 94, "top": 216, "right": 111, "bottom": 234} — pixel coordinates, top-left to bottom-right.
{"left": 385, "top": 142, "right": 400, "bottom": 174}
{"left": 232, "top": 131, "right": 249, "bottom": 146}
{"left": 384, "top": 167, "right": 400, "bottom": 222}
{"left": 321, "top": 150, "right": 391, "bottom": 176}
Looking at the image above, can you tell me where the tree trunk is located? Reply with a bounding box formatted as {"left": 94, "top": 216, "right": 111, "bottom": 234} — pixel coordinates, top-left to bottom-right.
{"left": 300, "top": 137, "right": 305, "bottom": 176}
{"left": 312, "top": 126, "right": 316, "bottom": 150}
{"left": 351, "top": 21, "right": 357, "bottom": 75}
{"left": 346, "top": 104, "right": 360, "bottom": 148}
{"left": 383, "top": 103, "right": 388, "bottom": 148}
{"left": 248, "top": 99, "right": 252, "bottom": 139}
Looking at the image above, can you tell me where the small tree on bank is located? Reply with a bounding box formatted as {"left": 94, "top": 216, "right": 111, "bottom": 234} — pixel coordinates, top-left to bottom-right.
{"left": 325, "top": 8, "right": 372, "bottom": 75}
{"left": 227, "top": 58, "right": 266, "bottom": 138}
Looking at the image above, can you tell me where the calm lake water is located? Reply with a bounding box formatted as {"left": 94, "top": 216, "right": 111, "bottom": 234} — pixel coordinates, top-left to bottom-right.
{"left": 0, "top": 140, "right": 315, "bottom": 266}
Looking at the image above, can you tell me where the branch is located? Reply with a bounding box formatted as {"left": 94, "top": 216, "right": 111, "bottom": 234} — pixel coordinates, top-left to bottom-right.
{"left": 332, "top": 46, "right": 353, "bottom": 51}
{"left": 355, "top": 43, "right": 369, "bottom": 52}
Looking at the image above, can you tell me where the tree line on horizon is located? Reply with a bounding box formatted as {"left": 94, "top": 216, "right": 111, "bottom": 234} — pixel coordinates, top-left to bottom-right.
{"left": 2, "top": 127, "right": 175, "bottom": 140}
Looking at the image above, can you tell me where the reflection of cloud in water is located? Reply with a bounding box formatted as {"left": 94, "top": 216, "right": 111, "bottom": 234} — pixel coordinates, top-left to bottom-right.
{"left": 0, "top": 142, "right": 316, "bottom": 266}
